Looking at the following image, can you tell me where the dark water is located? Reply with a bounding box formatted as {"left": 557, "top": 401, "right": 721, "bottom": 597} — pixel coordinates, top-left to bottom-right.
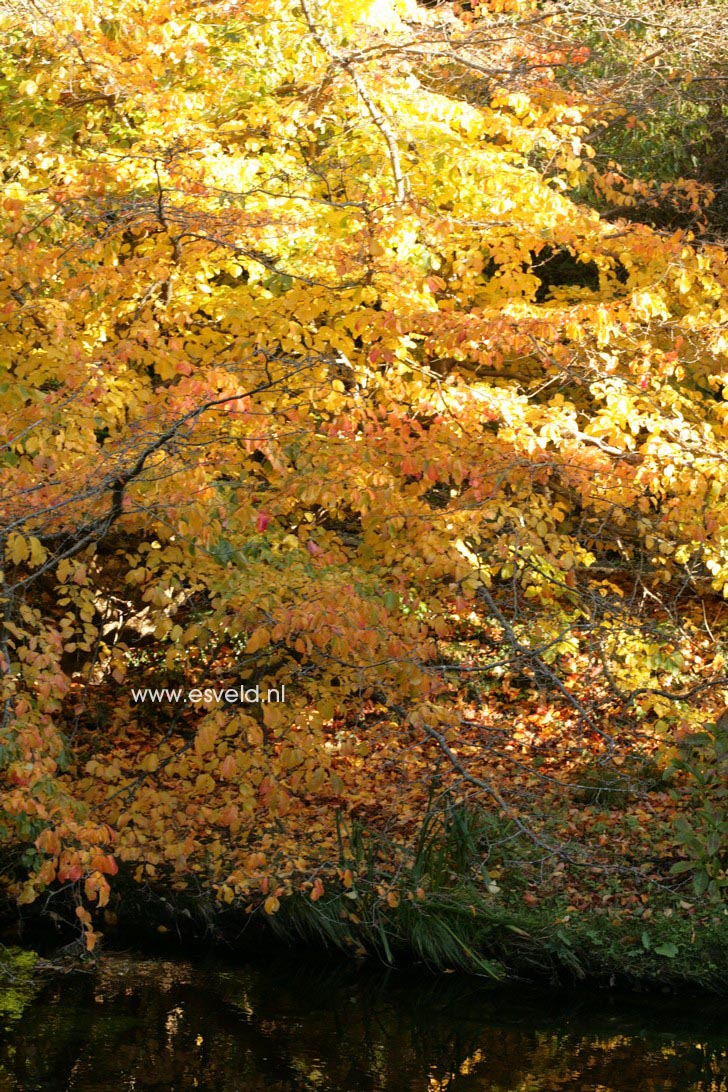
{"left": 1, "top": 946, "right": 727, "bottom": 1091}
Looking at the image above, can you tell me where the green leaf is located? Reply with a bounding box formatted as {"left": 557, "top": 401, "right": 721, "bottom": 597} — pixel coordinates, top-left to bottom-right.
{"left": 706, "top": 831, "right": 722, "bottom": 857}
{"left": 383, "top": 590, "right": 399, "bottom": 611}
{"left": 654, "top": 942, "right": 678, "bottom": 958}
{"left": 669, "top": 860, "right": 695, "bottom": 875}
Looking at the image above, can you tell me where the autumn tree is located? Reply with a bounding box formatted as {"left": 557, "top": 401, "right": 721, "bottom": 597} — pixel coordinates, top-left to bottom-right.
{"left": 1, "top": 0, "right": 727, "bottom": 953}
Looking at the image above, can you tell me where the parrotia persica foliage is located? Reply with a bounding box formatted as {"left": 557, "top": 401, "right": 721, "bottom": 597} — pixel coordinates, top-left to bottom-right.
{"left": 1, "top": 0, "right": 727, "bottom": 943}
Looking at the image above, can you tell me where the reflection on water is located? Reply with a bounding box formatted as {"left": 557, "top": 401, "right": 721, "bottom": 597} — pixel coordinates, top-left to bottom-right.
{"left": 1, "top": 946, "right": 727, "bottom": 1091}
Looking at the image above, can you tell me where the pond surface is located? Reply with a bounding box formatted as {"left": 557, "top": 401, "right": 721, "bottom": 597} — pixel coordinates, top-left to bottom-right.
{"left": 1, "top": 946, "right": 727, "bottom": 1091}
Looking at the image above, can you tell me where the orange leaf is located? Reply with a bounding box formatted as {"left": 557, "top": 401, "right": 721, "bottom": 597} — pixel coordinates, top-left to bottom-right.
{"left": 219, "top": 754, "right": 237, "bottom": 779}
{"left": 310, "top": 877, "right": 324, "bottom": 902}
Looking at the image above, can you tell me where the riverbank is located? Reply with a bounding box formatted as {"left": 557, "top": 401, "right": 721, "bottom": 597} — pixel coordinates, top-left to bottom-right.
{"left": 4, "top": 868, "right": 727, "bottom": 995}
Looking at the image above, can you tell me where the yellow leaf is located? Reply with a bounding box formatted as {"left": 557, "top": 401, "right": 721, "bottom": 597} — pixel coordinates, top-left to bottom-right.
{"left": 56, "top": 559, "right": 73, "bottom": 585}
{"left": 28, "top": 537, "right": 47, "bottom": 568}
{"left": 96, "top": 879, "right": 110, "bottom": 908}
{"left": 195, "top": 720, "right": 218, "bottom": 756}
{"left": 194, "top": 772, "right": 215, "bottom": 794}
{"left": 7, "top": 533, "right": 29, "bottom": 565}
{"left": 264, "top": 895, "right": 280, "bottom": 914}
{"left": 245, "top": 627, "right": 270, "bottom": 654}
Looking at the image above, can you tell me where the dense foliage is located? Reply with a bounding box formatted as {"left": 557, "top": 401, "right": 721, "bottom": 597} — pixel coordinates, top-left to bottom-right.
{"left": 1, "top": 0, "right": 726, "bottom": 974}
